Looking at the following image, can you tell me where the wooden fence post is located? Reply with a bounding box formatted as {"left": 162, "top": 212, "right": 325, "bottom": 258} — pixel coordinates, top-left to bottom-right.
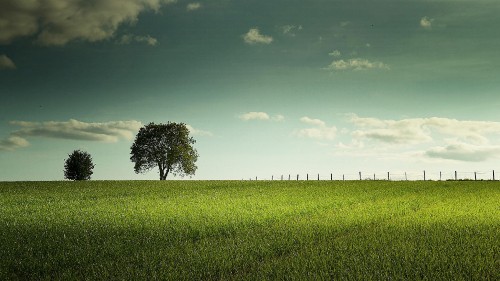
{"left": 423, "top": 170, "right": 426, "bottom": 181}
{"left": 359, "top": 172, "right": 362, "bottom": 180}
{"left": 405, "top": 172, "right": 407, "bottom": 181}
{"left": 493, "top": 170, "right": 495, "bottom": 181}
{"left": 387, "top": 172, "right": 390, "bottom": 181}
{"left": 343, "top": 174, "right": 345, "bottom": 181}
{"left": 307, "top": 174, "right": 309, "bottom": 181}
{"left": 272, "top": 175, "right": 273, "bottom": 181}
{"left": 288, "top": 174, "right": 290, "bottom": 180}
{"left": 440, "top": 171, "right": 442, "bottom": 181}
{"left": 317, "top": 174, "right": 320, "bottom": 181}
{"left": 455, "top": 171, "right": 457, "bottom": 181}
{"left": 331, "top": 173, "right": 332, "bottom": 180}
{"left": 474, "top": 172, "right": 477, "bottom": 181}
{"left": 297, "top": 174, "right": 299, "bottom": 181}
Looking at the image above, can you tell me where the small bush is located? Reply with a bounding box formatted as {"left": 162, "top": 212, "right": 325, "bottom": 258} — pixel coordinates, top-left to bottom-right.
{"left": 64, "top": 150, "right": 95, "bottom": 180}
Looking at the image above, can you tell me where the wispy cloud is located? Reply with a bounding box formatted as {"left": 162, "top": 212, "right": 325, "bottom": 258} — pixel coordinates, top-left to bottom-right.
{"left": 328, "top": 50, "right": 341, "bottom": 57}
{"left": 186, "top": 124, "right": 213, "bottom": 137}
{"left": 0, "top": 119, "right": 215, "bottom": 151}
{"left": 272, "top": 115, "right": 285, "bottom": 122}
{"left": 239, "top": 112, "right": 284, "bottom": 122}
{"left": 325, "top": 58, "right": 389, "bottom": 71}
{"left": 420, "top": 16, "right": 434, "bottom": 29}
{"left": 300, "top": 117, "right": 325, "bottom": 127}
{"left": 0, "top": 54, "right": 16, "bottom": 70}
{"left": 118, "top": 34, "right": 158, "bottom": 46}
{"left": 0, "top": 0, "right": 176, "bottom": 46}
{"left": 350, "top": 114, "right": 500, "bottom": 145}
{"left": 243, "top": 28, "right": 273, "bottom": 45}
{"left": 280, "top": 24, "right": 302, "bottom": 37}
{"left": 296, "top": 117, "right": 337, "bottom": 141}
{"left": 187, "top": 2, "right": 202, "bottom": 11}
{"left": 425, "top": 143, "right": 500, "bottom": 162}
{"left": 239, "top": 112, "right": 270, "bottom": 121}
{"left": 0, "top": 136, "right": 29, "bottom": 151}
{"left": 0, "top": 120, "right": 143, "bottom": 151}
{"left": 347, "top": 114, "right": 500, "bottom": 162}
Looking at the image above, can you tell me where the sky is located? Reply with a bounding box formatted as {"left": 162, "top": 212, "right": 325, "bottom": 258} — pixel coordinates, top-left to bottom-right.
{"left": 2, "top": 0, "right": 500, "bottom": 181}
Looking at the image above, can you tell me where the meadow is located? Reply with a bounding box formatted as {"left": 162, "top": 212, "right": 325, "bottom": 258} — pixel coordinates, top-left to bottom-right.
{"left": 0, "top": 180, "right": 498, "bottom": 280}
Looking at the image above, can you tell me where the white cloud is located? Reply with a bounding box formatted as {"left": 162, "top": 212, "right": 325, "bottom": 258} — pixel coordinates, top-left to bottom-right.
{"left": 350, "top": 115, "right": 432, "bottom": 144}
{"left": 186, "top": 125, "right": 213, "bottom": 137}
{"left": 328, "top": 50, "right": 341, "bottom": 57}
{"left": 296, "top": 117, "right": 337, "bottom": 141}
{"left": 349, "top": 115, "right": 500, "bottom": 145}
{"left": 187, "top": 2, "right": 202, "bottom": 11}
{"left": 347, "top": 114, "right": 500, "bottom": 162}
{"left": 280, "top": 24, "right": 302, "bottom": 36}
{"left": 420, "top": 16, "right": 434, "bottom": 29}
{"left": 297, "top": 127, "right": 337, "bottom": 141}
{"left": 425, "top": 143, "right": 500, "bottom": 162}
{"left": 243, "top": 28, "right": 273, "bottom": 45}
{"left": 0, "top": 0, "right": 176, "bottom": 46}
{"left": 9, "top": 119, "right": 143, "bottom": 143}
{"left": 118, "top": 34, "right": 158, "bottom": 46}
{"left": 0, "top": 54, "right": 16, "bottom": 70}
{"left": 0, "top": 136, "right": 29, "bottom": 151}
{"left": 239, "top": 112, "right": 270, "bottom": 121}
{"left": 239, "top": 112, "right": 285, "bottom": 122}
{"left": 300, "top": 117, "right": 325, "bottom": 127}
{"left": 272, "top": 115, "right": 285, "bottom": 122}
{"left": 325, "top": 58, "right": 390, "bottom": 71}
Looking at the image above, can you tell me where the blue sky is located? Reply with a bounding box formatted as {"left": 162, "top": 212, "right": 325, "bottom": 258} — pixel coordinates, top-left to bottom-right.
{"left": 1, "top": 0, "right": 500, "bottom": 181}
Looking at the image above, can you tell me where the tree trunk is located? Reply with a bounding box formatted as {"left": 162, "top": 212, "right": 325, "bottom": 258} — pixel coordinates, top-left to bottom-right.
{"left": 163, "top": 167, "right": 170, "bottom": 180}
{"left": 159, "top": 165, "right": 165, "bottom": 180}
{"left": 158, "top": 162, "right": 170, "bottom": 180}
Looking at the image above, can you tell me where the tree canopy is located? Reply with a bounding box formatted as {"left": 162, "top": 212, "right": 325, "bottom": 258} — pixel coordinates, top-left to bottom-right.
{"left": 64, "top": 150, "right": 95, "bottom": 181}
{"left": 130, "top": 122, "right": 198, "bottom": 180}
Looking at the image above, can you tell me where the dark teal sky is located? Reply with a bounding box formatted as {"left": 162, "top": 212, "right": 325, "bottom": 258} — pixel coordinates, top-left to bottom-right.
{"left": 1, "top": 0, "right": 500, "bottom": 180}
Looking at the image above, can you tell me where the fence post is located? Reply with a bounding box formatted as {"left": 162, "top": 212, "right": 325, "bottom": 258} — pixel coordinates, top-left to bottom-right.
{"left": 307, "top": 174, "right": 309, "bottom": 181}
{"left": 318, "top": 174, "right": 320, "bottom": 181}
{"left": 297, "top": 174, "right": 299, "bottom": 181}
{"left": 493, "top": 170, "right": 495, "bottom": 181}
{"left": 373, "top": 173, "right": 375, "bottom": 180}
{"left": 272, "top": 175, "right": 273, "bottom": 181}
{"left": 474, "top": 172, "right": 477, "bottom": 181}
{"left": 440, "top": 171, "right": 442, "bottom": 181}
{"left": 423, "top": 170, "right": 426, "bottom": 181}
{"left": 331, "top": 173, "right": 333, "bottom": 180}
{"left": 387, "top": 172, "right": 390, "bottom": 181}
{"left": 405, "top": 172, "right": 407, "bottom": 181}
{"left": 455, "top": 171, "right": 457, "bottom": 180}
{"left": 343, "top": 174, "right": 345, "bottom": 181}
{"left": 288, "top": 174, "right": 290, "bottom": 180}
{"left": 256, "top": 176, "right": 257, "bottom": 181}
{"left": 359, "top": 172, "right": 362, "bottom": 180}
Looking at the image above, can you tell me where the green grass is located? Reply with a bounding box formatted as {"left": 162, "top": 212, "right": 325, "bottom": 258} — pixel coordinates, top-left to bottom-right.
{"left": 0, "top": 180, "right": 498, "bottom": 280}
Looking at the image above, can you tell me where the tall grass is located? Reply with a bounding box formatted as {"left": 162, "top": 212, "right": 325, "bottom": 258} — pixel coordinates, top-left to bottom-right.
{"left": 0, "top": 181, "right": 498, "bottom": 280}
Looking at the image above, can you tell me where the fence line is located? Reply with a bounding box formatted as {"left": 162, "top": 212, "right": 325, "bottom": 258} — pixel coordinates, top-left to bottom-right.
{"left": 248, "top": 170, "right": 498, "bottom": 181}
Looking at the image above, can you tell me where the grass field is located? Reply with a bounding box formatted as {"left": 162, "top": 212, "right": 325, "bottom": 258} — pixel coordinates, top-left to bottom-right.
{"left": 0, "top": 180, "right": 498, "bottom": 280}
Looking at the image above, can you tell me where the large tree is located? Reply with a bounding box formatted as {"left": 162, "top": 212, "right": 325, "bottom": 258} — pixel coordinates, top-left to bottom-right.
{"left": 64, "top": 150, "right": 95, "bottom": 180}
{"left": 130, "top": 122, "right": 198, "bottom": 180}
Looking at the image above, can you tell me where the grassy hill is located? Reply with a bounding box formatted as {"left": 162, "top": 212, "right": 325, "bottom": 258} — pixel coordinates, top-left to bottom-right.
{"left": 0, "top": 180, "right": 498, "bottom": 280}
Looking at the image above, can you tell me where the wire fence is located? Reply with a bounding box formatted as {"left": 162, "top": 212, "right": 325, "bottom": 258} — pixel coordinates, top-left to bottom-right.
{"left": 248, "top": 170, "right": 498, "bottom": 181}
